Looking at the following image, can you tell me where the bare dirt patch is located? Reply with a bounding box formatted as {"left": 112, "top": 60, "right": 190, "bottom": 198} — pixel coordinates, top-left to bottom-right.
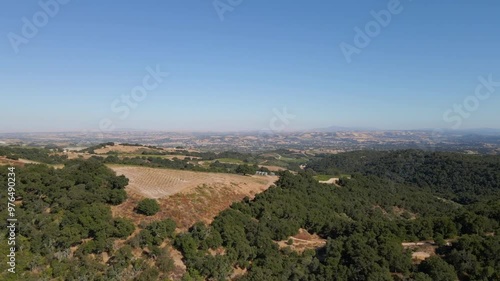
{"left": 319, "top": 177, "right": 339, "bottom": 185}
{"left": 0, "top": 156, "right": 25, "bottom": 167}
{"left": 392, "top": 206, "right": 417, "bottom": 220}
{"left": 64, "top": 151, "right": 94, "bottom": 160}
{"left": 166, "top": 245, "right": 187, "bottom": 280}
{"left": 0, "top": 157, "right": 47, "bottom": 167}
{"left": 276, "top": 228, "right": 327, "bottom": 253}
{"left": 231, "top": 267, "right": 248, "bottom": 280}
{"left": 402, "top": 241, "right": 437, "bottom": 263}
{"left": 158, "top": 155, "right": 199, "bottom": 160}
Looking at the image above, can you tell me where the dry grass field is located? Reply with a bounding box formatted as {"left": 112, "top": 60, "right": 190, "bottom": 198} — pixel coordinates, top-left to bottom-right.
{"left": 0, "top": 157, "right": 43, "bottom": 167}
{"left": 94, "top": 144, "right": 160, "bottom": 154}
{"left": 259, "top": 165, "right": 287, "bottom": 172}
{"left": 110, "top": 165, "right": 273, "bottom": 198}
{"left": 64, "top": 151, "right": 94, "bottom": 159}
{"left": 0, "top": 156, "right": 25, "bottom": 167}
{"left": 109, "top": 165, "right": 277, "bottom": 229}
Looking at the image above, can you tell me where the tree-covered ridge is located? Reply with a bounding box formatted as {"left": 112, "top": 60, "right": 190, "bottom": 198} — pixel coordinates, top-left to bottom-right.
{"left": 174, "top": 171, "right": 499, "bottom": 280}
{"left": 94, "top": 154, "right": 270, "bottom": 176}
{"left": 0, "top": 160, "right": 179, "bottom": 280}
{"left": 0, "top": 145, "right": 270, "bottom": 177}
{"left": 0, "top": 160, "right": 126, "bottom": 279}
{"left": 0, "top": 146, "right": 68, "bottom": 164}
{"left": 308, "top": 150, "right": 500, "bottom": 204}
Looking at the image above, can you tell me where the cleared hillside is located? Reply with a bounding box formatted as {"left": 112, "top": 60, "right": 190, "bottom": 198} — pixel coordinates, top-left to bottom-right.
{"left": 109, "top": 165, "right": 277, "bottom": 229}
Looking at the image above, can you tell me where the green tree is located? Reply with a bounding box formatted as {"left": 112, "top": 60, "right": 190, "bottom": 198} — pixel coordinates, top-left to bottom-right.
{"left": 113, "top": 218, "right": 135, "bottom": 238}
{"left": 136, "top": 198, "right": 160, "bottom": 216}
{"left": 418, "top": 256, "right": 458, "bottom": 281}
{"left": 236, "top": 164, "right": 256, "bottom": 175}
{"left": 156, "top": 248, "right": 175, "bottom": 273}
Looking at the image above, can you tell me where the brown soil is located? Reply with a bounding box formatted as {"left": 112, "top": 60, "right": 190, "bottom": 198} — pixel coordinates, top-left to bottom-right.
{"left": 276, "top": 228, "right": 327, "bottom": 253}
{"left": 402, "top": 241, "right": 437, "bottom": 263}
{"left": 0, "top": 156, "right": 25, "bottom": 167}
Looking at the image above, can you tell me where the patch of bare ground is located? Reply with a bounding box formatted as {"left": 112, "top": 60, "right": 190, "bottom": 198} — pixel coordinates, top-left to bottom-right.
{"left": 372, "top": 205, "right": 389, "bottom": 216}
{"left": 231, "top": 267, "right": 248, "bottom": 280}
{"left": 17, "top": 158, "right": 42, "bottom": 164}
{"left": 0, "top": 157, "right": 49, "bottom": 167}
{"left": 63, "top": 151, "right": 94, "bottom": 160}
{"left": 402, "top": 241, "right": 437, "bottom": 263}
{"left": 165, "top": 244, "right": 187, "bottom": 280}
{"left": 276, "top": 228, "right": 327, "bottom": 253}
{"left": 0, "top": 156, "right": 26, "bottom": 167}
{"left": 157, "top": 155, "right": 199, "bottom": 160}
{"left": 94, "top": 144, "right": 160, "bottom": 154}
{"left": 208, "top": 247, "right": 226, "bottom": 256}
{"left": 110, "top": 166, "right": 277, "bottom": 230}
{"left": 392, "top": 206, "right": 417, "bottom": 220}
{"left": 319, "top": 177, "right": 339, "bottom": 185}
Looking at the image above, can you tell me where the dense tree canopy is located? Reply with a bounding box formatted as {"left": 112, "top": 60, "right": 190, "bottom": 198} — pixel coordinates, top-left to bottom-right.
{"left": 308, "top": 150, "right": 500, "bottom": 204}
{"left": 175, "top": 169, "right": 499, "bottom": 280}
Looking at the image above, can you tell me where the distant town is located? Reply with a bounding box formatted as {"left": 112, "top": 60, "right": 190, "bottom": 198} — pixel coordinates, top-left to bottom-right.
{"left": 1, "top": 129, "right": 499, "bottom": 154}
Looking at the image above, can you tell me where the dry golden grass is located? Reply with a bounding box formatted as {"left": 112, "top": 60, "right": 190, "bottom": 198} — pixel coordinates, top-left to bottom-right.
{"left": 0, "top": 157, "right": 25, "bottom": 167}
{"left": 94, "top": 144, "right": 158, "bottom": 154}
{"left": 64, "top": 151, "right": 94, "bottom": 160}
{"left": 259, "top": 165, "right": 287, "bottom": 172}
{"left": 0, "top": 157, "right": 44, "bottom": 167}
{"left": 109, "top": 165, "right": 277, "bottom": 230}
{"left": 110, "top": 165, "right": 272, "bottom": 198}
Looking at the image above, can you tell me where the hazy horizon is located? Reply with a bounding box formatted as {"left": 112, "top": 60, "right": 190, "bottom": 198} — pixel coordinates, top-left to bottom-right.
{"left": 2, "top": 0, "right": 500, "bottom": 133}
{"left": 2, "top": 126, "right": 500, "bottom": 135}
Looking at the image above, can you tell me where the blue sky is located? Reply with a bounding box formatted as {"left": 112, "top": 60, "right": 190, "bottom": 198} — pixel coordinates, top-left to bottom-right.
{"left": 1, "top": 0, "right": 499, "bottom": 132}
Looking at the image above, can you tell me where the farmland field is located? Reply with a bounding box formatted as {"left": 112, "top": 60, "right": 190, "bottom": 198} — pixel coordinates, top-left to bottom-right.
{"left": 109, "top": 165, "right": 272, "bottom": 198}
{"left": 109, "top": 165, "right": 278, "bottom": 229}
{"left": 214, "top": 158, "right": 244, "bottom": 164}
{"left": 94, "top": 144, "right": 165, "bottom": 154}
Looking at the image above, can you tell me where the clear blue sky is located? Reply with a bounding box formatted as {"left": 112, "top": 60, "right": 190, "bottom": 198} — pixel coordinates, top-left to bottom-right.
{"left": 1, "top": 0, "right": 499, "bottom": 133}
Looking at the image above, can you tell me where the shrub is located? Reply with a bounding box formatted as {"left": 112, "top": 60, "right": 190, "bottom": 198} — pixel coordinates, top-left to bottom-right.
{"left": 136, "top": 198, "right": 160, "bottom": 216}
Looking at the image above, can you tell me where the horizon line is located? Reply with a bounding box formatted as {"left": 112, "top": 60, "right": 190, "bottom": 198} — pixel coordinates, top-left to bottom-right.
{"left": 1, "top": 127, "right": 500, "bottom": 135}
